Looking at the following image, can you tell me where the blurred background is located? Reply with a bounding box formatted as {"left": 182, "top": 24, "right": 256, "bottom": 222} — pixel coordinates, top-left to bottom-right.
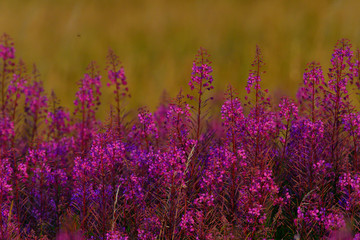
{"left": 1, "top": 0, "right": 360, "bottom": 115}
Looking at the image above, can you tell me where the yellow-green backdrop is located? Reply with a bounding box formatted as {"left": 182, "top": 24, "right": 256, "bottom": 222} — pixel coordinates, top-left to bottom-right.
{"left": 1, "top": 0, "right": 360, "bottom": 116}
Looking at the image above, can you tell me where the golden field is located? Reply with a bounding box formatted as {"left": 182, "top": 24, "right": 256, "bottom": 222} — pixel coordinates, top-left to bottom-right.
{"left": 1, "top": 0, "right": 360, "bottom": 114}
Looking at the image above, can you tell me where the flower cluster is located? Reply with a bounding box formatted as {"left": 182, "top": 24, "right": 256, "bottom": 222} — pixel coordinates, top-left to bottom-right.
{"left": 188, "top": 47, "right": 214, "bottom": 96}
{"left": 2, "top": 33, "right": 360, "bottom": 240}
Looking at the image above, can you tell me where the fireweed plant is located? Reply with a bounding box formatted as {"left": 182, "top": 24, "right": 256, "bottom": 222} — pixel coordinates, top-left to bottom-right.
{"left": 2, "top": 34, "right": 360, "bottom": 240}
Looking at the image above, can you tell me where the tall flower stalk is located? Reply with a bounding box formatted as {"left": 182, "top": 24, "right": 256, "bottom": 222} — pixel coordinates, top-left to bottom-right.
{"left": 0, "top": 33, "right": 15, "bottom": 115}
{"left": 106, "top": 49, "right": 129, "bottom": 137}
{"left": 73, "top": 61, "right": 101, "bottom": 156}
{"left": 187, "top": 47, "right": 214, "bottom": 142}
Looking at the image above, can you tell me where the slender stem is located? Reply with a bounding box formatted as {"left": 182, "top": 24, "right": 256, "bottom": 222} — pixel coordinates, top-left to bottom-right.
{"left": 101, "top": 150, "right": 106, "bottom": 239}
{"left": 196, "top": 50, "right": 204, "bottom": 142}
{"left": 1, "top": 60, "right": 6, "bottom": 114}
{"left": 254, "top": 52, "right": 261, "bottom": 167}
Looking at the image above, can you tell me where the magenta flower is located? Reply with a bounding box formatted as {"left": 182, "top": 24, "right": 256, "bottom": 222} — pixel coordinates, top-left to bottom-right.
{"left": 188, "top": 48, "right": 214, "bottom": 96}
{"left": 246, "top": 46, "right": 265, "bottom": 96}
{"left": 73, "top": 61, "right": 102, "bottom": 153}
{"left": 328, "top": 39, "right": 353, "bottom": 94}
